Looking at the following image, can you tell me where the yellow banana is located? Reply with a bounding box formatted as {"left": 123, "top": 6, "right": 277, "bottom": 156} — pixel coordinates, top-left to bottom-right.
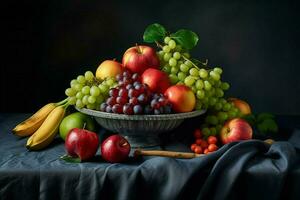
{"left": 26, "top": 104, "right": 68, "bottom": 150}
{"left": 12, "top": 99, "right": 67, "bottom": 137}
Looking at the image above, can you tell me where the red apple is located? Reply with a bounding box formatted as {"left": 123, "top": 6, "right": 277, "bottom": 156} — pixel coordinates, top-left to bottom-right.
{"left": 228, "top": 98, "right": 251, "bottom": 115}
{"left": 65, "top": 128, "right": 99, "bottom": 160}
{"left": 101, "top": 134, "right": 131, "bottom": 163}
{"left": 220, "top": 118, "right": 253, "bottom": 144}
{"left": 122, "top": 45, "right": 160, "bottom": 74}
{"left": 141, "top": 68, "right": 171, "bottom": 93}
{"left": 164, "top": 85, "right": 196, "bottom": 113}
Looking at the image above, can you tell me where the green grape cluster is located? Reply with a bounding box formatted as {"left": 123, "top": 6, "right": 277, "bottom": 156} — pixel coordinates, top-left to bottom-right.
{"left": 157, "top": 36, "right": 241, "bottom": 137}
{"left": 157, "top": 37, "right": 230, "bottom": 111}
{"left": 65, "top": 71, "right": 117, "bottom": 110}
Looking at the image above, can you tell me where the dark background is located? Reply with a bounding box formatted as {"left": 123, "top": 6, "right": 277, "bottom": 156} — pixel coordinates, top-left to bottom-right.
{"left": 2, "top": 0, "right": 299, "bottom": 114}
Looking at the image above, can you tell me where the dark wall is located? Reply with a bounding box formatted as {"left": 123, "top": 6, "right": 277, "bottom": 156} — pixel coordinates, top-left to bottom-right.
{"left": 2, "top": 0, "right": 299, "bottom": 114}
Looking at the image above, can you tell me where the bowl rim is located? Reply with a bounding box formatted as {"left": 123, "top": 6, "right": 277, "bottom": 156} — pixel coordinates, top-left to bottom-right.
{"left": 76, "top": 107, "right": 206, "bottom": 121}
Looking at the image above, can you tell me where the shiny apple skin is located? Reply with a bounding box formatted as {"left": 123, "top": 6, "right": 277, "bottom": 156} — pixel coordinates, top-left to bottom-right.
{"left": 141, "top": 68, "right": 171, "bottom": 93}
{"left": 228, "top": 98, "right": 252, "bottom": 115}
{"left": 164, "top": 85, "right": 196, "bottom": 113}
{"left": 101, "top": 135, "right": 131, "bottom": 163}
{"left": 65, "top": 128, "right": 99, "bottom": 160}
{"left": 122, "top": 45, "right": 160, "bottom": 74}
{"left": 220, "top": 118, "right": 253, "bottom": 144}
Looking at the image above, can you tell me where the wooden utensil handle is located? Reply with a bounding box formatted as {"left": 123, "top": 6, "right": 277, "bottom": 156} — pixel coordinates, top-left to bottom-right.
{"left": 134, "top": 149, "right": 203, "bottom": 159}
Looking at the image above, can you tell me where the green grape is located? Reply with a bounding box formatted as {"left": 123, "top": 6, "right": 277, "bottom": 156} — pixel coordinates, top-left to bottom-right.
{"left": 171, "top": 66, "right": 179, "bottom": 74}
{"left": 184, "top": 76, "right": 195, "bottom": 86}
{"left": 175, "top": 45, "right": 182, "bottom": 52}
{"left": 195, "top": 102, "right": 202, "bottom": 110}
{"left": 77, "top": 75, "right": 86, "bottom": 84}
{"left": 162, "top": 65, "right": 171, "bottom": 73}
{"left": 169, "top": 58, "right": 177, "bottom": 67}
{"left": 168, "top": 40, "right": 176, "bottom": 49}
{"left": 82, "top": 95, "right": 89, "bottom": 105}
{"left": 98, "top": 84, "right": 109, "bottom": 93}
{"left": 163, "top": 53, "right": 172, "bottom": 62}
{"left": 183, "top": 52, "right": 190, "bottom": 58}
{"left": 195, "top": 80, "right": 204, "bottom": 89}
{"left": 84, "top": 71, "right": 94, "bottom": 81}
{"left": 74, "top": 84, "right": 83, "bottom": 92}
{"left": 214, "top": 67, "right": 223, "bottom": 74}
{"left": 214, "top": 102, "right": 222, "bottom": 110}
{"left": 232, "top": 107, "right": 239, "bottom": 113}
{"left": 173, "top": 52, "right": 181, "bottom": 60}
{"left": 163, "top": 45, "right": 171, "bottom": 53}
{"left": 70, "top": 80, "right": 78, "bottom": 87}
{"left": 221, "top": 82, "right": 230, "bottom": 90}
{"left": 68, "top": 97, "right": 77, "bottom": 105}
{"left": 96, "top": 95, "right": 104, "bottom": 104}
{"left": 106, "top": 78, "right": 116, "bottom": 87}
{"left": 218, "top": 112, "right": 228, "bottom": 121}
{"left": 228, "top": 111, "right": 236, "bottom": 118}
{"left": 177, "top": 72, "right": 187, "bottom": 81}
{"left": 223, "top": 103, "right": 231, "bottom": 111}
{"left": 210, "top": 71, "right": 220, "bottom": 81}
{"left": 191, "top": 85, "right": 197, "bottom": 93}
{"left": 209, "top": 97, "right": 217, "bottom": 106}
{"left": 164, "top": 37, "right": 171, "bottom": 44}
{"left": 204, "top": 81, "right": 212, "bottom": 91}
{"left": 220, "top": 98, "right": 227, "bottom": 105}
{"left": 199, "top": 69, "right": 208, "bottom": 78}
{"left": 215, "top": 80, "right": 222, "bottom": 87}
{"left": 82, "top": 86, "right": 90, "bottom": 95}
{"left": 196, "top": 90, "right": 205, "bottom": 99}
{"left": 76, "top": 91, "right": 84, "bottom": 99}
{"left": 210, "top": 127, "right": 217, "bottom": 136}
{"left": 177, "top": 81, "right": 184, "bottom": 85}
{"left": 90, "top": 86, "right": 100, "bottom": 97}
{"left": 184, "top": 60, "right": 193, "bottom": 67}
{"left": 180, "top": 64, "right": 189, "bottom": 72}
{"left": 88, "top": 96, "right": 96, "bottom": 104}
{"left": 76, "top": 99, "right": 84, "bottom": 109}
{"left": 169, "top": 74, "right": 179, "bottom": 84}
{"left": 216, "top": 88, "right": 224, "bottom": 97}
{"left": 202, "top": 97, "right": 209, "bottom": 104}
{"left": 202, "top": 127, "right": 211, "bottom": 136}
{"left": 158, "top": 50, "right": 164, "bottom": 57}
{"left": 65, "top": 88, "right": 76, "bottom": 97}
{"left": 189, "top": 68, "right": 199, "bottom": 76}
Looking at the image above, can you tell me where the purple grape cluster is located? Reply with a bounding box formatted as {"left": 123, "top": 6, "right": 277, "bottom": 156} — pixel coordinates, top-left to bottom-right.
{"left": 100, "top": 70, "right": 172, "bottom": 115}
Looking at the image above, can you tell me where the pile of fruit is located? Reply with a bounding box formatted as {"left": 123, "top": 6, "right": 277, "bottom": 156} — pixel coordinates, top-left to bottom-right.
{"left": 12, "top": 23, "right": 278, "bottom": 162}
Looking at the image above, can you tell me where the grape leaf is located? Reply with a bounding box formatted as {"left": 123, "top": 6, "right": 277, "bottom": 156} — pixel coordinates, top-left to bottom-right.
{"left": 257, "top": 113, "right": 275, "bottom": 122}
{"left": 60, "top": 155, "right": 81, "bottom": 163}
{"left": 170, "top": 29, "right": 199, "bottom": 50}
{"left": 143, "top": 23, "right": 167, "bottom": 43}
{"left": 257, "top": 118, "right": 278, "bottom": 134}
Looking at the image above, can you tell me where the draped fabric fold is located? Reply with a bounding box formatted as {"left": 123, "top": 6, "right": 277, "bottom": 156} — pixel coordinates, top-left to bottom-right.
{"left": 0, "top": 114, "right": 299, "bottom": 200}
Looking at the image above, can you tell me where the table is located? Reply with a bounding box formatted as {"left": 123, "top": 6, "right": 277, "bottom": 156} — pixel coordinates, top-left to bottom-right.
{"left": 0, "top": 113, "right": 300, "bottom": 200}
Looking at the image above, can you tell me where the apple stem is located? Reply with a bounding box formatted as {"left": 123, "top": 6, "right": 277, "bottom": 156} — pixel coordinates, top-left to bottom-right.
{"left": 82, "top": 123, "right": 86, "bottom": 130}
{"left": 135, "top": 43, "right": 142, "bottom": 54}
{"left": 121, "top": 142, "right": 128, "bottom": 147}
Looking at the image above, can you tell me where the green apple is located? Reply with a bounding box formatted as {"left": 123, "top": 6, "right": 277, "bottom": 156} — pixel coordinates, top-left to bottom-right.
{"left": 59, "top": 112, "right": 96, "bottom": 140}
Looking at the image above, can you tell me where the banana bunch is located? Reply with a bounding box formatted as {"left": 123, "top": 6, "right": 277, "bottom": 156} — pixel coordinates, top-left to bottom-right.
{"left": 12, "top": 99, "right": 68, "bottom": 150}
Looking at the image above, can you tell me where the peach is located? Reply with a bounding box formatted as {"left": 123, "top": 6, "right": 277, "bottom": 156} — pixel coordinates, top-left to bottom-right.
{"left": 96, "top": 60, "right": 123, "bottom": 80}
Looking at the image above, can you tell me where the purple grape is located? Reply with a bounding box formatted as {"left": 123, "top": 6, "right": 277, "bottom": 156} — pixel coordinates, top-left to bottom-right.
{"left": 154, "top": 109, "right": 161, "bottom": 115}
{"left": 132, "top": 73, "right": 139, "bottom": 81}
{"left": 133, "top": 105, "right": 143, "bottom": 114}
{"left": 123, "top": 103, "right": 134, "bottom": 115}
{"left": 112, "top": 104, "right": 123, "bottom": 114}
{"left": 106, "top": 105, "right": 113, "bottom": 113}
{"left": 144, "top": 105, "right": 153, "bottom": 114}
{"left": 100, "top": 103, "right": 108, "bottom": 112}
{"left": 126, "top": 84, "right": 133, "bottom": 90}
{"left": 137, "top": 94, "right": 148, "bottom": 104}
{"left": 163, "top": 105, "right": 172, "bottom": 114}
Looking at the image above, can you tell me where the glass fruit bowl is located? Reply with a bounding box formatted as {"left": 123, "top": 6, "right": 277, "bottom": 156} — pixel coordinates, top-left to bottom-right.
{"left": 76, "top": 107, "right": 206, "bottom": 148}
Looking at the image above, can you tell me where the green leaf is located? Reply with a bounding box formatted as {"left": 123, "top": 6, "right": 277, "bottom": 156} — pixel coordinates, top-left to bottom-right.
{"left": 143, "top": 23, "right": 167, "bottom": 43}
{"left": 257, "top": 118, "right": 278, "bottom": 134}
{"left": 60, "top": 155, "right": 81, "bottom": 163}
{"left": 256, "top": 112, "right": 275, "bottom": 123}
{"left": 170, "top": 29, "right": 199, "bottom": 50}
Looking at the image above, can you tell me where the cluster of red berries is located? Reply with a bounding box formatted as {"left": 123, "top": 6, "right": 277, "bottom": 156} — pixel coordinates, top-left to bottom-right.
{"left": 190, "top": 129, "right": 219, "bottom": 154}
